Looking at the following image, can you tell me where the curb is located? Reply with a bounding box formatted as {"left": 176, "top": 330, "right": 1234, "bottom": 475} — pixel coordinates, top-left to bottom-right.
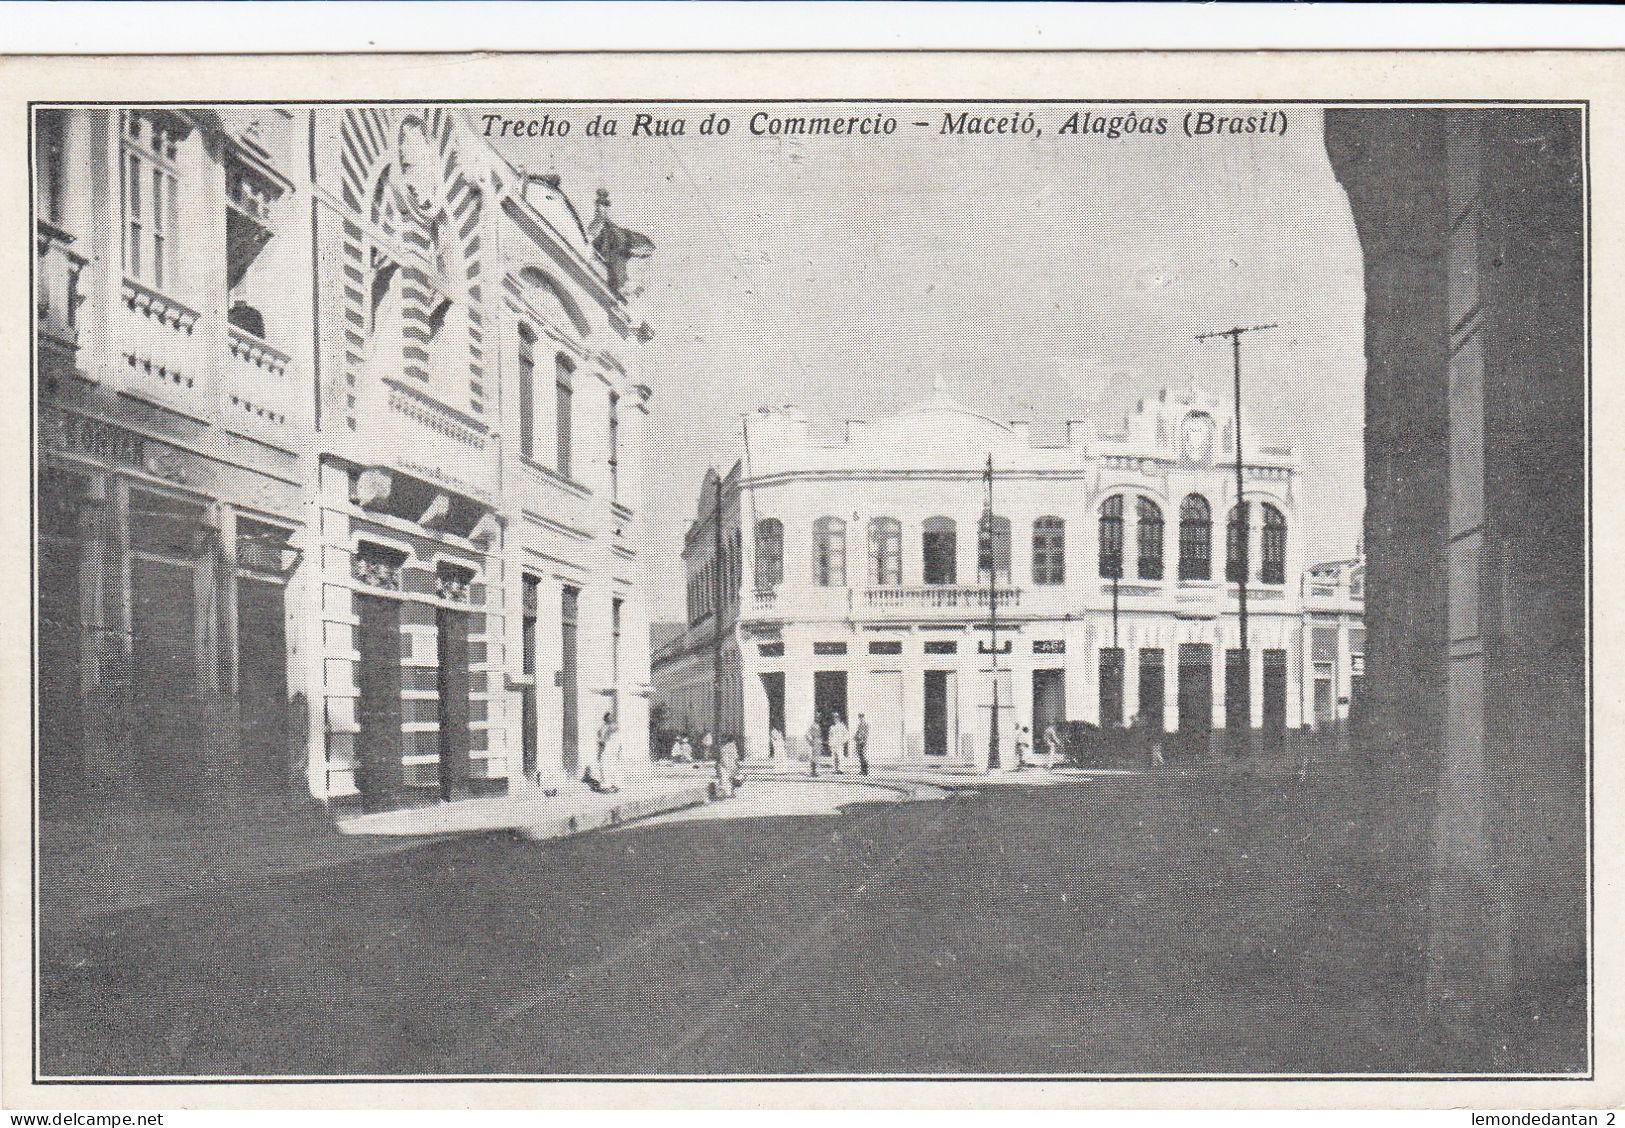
{"left": 516, "top": 782, "right": 715, "bottom": 842}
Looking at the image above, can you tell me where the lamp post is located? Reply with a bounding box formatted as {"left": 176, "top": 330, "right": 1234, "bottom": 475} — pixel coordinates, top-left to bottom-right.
{"left": 1196, "top": 323, "right": 1277, "bottom": 745}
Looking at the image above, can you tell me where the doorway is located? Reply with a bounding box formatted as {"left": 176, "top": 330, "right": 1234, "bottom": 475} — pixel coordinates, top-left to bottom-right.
{"left": 560, "top": 585, "right": 580, "bottom": 777}
{"left": 354, "top": 592, "right": 403, "bottom": 810}
{"left": 1263, "top": 648, "right": 1287, "bottom": 731}
{"left": 1032, "top": 668, "right": 1065, "bottom": 739}
{"left": 813, "top": 670, "right": 848, "bottom": 732}
{"left": 759, "top": 671, "right": 785, "bottom": 749}
{"left": 38, "top": 472, "right": 85, "bottom": 797}
{"left": 923, "top": 669, "right": 957, "bottom": 757}
{"left": 1177, "top": 642, "right": 1212, "bottom": 745}
{"left": 236, "top": 575, "right": 289, "bottom": 795}
{"left": 436, "top": 605, "right": 471, "bottom": 801}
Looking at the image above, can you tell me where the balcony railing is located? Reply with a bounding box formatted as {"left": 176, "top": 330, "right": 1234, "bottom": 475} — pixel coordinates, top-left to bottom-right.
{"left": 865, "top": 585, "right": 1023, "bottom": 611}
{"left": 222, "top": 324, "right": 296, "bottom": 438}
{"left": 36, "top": 221, "right": 86, "bottom": 354}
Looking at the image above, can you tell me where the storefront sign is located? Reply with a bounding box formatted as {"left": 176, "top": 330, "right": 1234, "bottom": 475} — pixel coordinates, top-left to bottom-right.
{"left": 42, "top": 407, "right": 145, "bottom": 468}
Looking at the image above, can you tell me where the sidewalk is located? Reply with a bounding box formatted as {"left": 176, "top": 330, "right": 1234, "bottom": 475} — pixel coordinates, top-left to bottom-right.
{"left": 336, "top": 775, "right": 715, "bottom": 840}
{"left": 39, "top": 775, "right": 718, "bottom": 932}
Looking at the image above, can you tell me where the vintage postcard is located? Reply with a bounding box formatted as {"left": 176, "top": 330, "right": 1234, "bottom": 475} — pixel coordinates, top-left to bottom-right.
{"left": 0, "top": 50, "right": 1615, "bottom": 1110}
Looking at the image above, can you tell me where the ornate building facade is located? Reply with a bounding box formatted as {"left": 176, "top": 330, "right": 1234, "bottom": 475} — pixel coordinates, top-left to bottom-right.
{"left": 35, "top": 107, "right": 311, "bottom": 808}
{"left": 35, "top": 104, "right": 659, "bottom": 815}
{"left": 307, "top": 107, "right": 657, "bottom": 808}
{"left": 653, "top": 387, "right": 1318, "bottom": 765}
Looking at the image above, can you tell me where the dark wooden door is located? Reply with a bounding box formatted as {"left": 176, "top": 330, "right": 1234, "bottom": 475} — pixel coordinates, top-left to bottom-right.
{"left": 436, "top": 607, "right": 470, "bottom": 800}
{"left": 924, "top": 670, "right": 948, "bottom": 756}
{"left": 560, "top": 586, "right": 579, "bottom": 776}
{"left": 1032, "top": 668, "right": 1065, "bottom": 737}
{"left": 130, "top": 557, "right": 199, "bottom": 799}
{"left": 38, "top": 531, "right": 83, "bottom": 795}
{"left": 1177, "top": 643, "right": 1212, "bottom": 741}
{"left": 354, "top": 593, "right": 403, "bottom": 810}
{"left": 236, "top": 576, "right": 288, "bottom": 795}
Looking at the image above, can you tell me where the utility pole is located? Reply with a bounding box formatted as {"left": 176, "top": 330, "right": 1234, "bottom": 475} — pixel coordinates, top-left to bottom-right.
{"left": 1196, "top": 323, "right": 1277, "bottom": 742}
{"left": 712, "top": 471, "right": 725, "bottom": 753}
{"left": 984, "top": 454, "right": 1001, "bottom": 772}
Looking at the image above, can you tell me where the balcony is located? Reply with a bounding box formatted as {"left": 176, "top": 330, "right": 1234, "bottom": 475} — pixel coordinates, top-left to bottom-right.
{"left": 866, "top": 585, "right": 1023, "bottom": 613}
{"left": 222, "top": 323, "right": 297, "bottom": 448}
{"left": 37, "top": 222, "right": 87, "bottom": 368}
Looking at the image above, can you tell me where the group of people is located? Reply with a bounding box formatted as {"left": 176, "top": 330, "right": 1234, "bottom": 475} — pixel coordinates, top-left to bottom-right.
{"left": 782, "top": 713, "right": 870, "bottom": 776}
{"left": 664, "top": 730, "right": 745, "bottom": 797}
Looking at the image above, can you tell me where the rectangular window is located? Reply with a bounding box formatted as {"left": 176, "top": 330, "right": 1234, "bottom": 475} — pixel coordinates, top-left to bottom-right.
{"left": 923, "top": 639, "right": 958, "bottom": 656}
{"left": 1032, "top": 518, "right": 1065, "bottom": 585}
{"left": 813, "top": 641, "right": 848, "bottom": 656}
{"left": 120, "top": 111, "right": 179, "bottom": 291}
{"left": 868, "top": 640, "right": 903, "bottom": 656}
{"left": 517, "top": 328, "right": 535, "bottom": 460}
{"left": 758, "top": 642, "right": 785, "bottom": 658}
{"left": 1099, "top": 647, "right": 1125, "bottom": 728}
{"left": 555, "top": 354, "right": 574, "bottom": 479}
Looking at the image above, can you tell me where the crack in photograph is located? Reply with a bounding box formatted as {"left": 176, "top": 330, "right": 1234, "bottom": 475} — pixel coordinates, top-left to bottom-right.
{"left": 28, "top": 97, "right": 1588, "bottom": 1081}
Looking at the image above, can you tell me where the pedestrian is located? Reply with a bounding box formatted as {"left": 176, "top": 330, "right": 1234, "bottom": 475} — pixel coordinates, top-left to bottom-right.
{"left": 717, "top": 737, "right": 743, "bottom": 797}
{"left": 700, "top": 731, "right": 715, "bottom": 762}
{"left": 829, "top": 714, "right": 850, "bottom": 774}
{"left": 671, "top": 734, "right": 691, "bottom": 762}
{"left": 1042, "top": 723, "right": 1063, "bottom": 768}
{"left": 769, "top": 725, "right": 787, "bottom": 761}
{"left": 853, "top": 713, "right": 870, "bottom": 775}
{"left": 589, "top": 711, "right": 620, "bottom": 794}
{"left": 599, "top": 712, "right": 623, "bottom": 794}
{"left": 805, "top": 716, "right": 822, "bottom": 777}
{"left": 1014, "top": 724, "right": 1031, "bottom": 770}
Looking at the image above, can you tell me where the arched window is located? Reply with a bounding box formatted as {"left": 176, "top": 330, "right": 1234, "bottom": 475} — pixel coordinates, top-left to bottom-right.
{"left": 1261, "top": 503, "right": 1287, "bottom": 585}
{"left": 868, "top": 517, "right": 902, "bottom": 587}
{"left": 923, "top": 516, "right": 957, "bottom": 586}
{"left": 1226, "top": 502, "right": 1249, "bottom": 583}
{"left": 1098, "top": 495, "right": 1124, "bottom": 579}
{"left": 1032, "top": 517, "right": 1065, "bottom": 585}
{"left": 813, "top": 517, "right": 846, "bottom": 587}
{"left": 1136, "top": 497, "right": 1164, "bottom": 580}
{"left": 754, "top": 518, "right": 783, "bottom": 589}
{"left": 1179, "top": 494, "right": 1212, "bottom": 581}
{"left": 978, "top": 513, "right": 1011, "bottom": 584}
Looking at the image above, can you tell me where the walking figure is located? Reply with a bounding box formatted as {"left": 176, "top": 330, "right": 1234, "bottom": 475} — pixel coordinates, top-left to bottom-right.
{"left": 805, "top": 716, "right": 822, "bottom": 777}
{"left": 853, "top": 713, "right": 870, "bottom": 776}
{"left": 828, "top": 714, "right": 850, "bottom": 774}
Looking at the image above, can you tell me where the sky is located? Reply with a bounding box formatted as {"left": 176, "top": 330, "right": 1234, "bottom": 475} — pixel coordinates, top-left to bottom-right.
{"left": 490, "top": 103, "right": 1367, "bottom": 622}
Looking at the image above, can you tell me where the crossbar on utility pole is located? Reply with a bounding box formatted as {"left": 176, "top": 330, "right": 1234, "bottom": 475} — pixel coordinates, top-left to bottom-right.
{"left": 1196, "top": 323, "right": 1277, "bottom": 739}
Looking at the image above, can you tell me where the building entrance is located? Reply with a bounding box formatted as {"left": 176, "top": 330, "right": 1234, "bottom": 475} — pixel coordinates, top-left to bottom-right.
{"left": 1177, "top": 642, "right": 1212, "bottom": 753}
{"left": 236, "top": 575, "right": 289, "bottom": 796}
{"left": 436, "top": 606, "right": 471, "bottom": 801}
{"left": 759, "top": 671, "right": 785, "bottom": 750}
{"left": 923, "top": 669, "right": 957, "bottom": 757}
{"left": 1032, "top": 668, "right": 1065, "bottom": 741}
{"left": 354, "top": 592, "right": 403, "bottom": 810}
{"left": 813, "top": 670, "right": 848, "bottom": 733}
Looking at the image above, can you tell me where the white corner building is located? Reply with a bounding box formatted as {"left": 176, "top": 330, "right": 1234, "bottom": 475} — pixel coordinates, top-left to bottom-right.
{"left": 654, "top": 386, "right": 1320, "bottom": 768}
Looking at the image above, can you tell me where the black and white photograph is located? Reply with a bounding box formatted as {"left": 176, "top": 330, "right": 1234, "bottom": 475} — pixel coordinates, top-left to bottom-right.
{"left": 10, "top": 52, "right": 1595, "bottom": 1100}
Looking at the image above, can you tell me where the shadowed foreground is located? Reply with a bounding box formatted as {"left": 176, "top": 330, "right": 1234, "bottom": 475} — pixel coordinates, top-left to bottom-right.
{"left": 39, "top": 771, "right": 1584, "bottom": 1077}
